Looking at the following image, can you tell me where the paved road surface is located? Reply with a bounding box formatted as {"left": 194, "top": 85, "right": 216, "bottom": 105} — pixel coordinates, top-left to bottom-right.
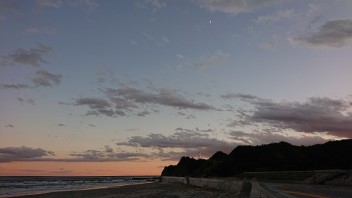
{"left": 257, "top": 182, "right": 352, "bottom": 198}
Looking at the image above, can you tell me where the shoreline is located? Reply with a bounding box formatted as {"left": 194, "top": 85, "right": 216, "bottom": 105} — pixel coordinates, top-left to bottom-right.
{"left": 6, "top": 182, "right": 235, "bottom": 198}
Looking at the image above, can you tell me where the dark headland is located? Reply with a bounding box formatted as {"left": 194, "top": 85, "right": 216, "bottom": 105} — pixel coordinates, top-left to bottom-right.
{"left": 162, "top": 139, "right": 352, "bottom": 179}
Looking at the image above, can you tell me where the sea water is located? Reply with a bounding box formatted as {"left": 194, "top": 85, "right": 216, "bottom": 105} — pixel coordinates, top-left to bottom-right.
{"left": 0, "top": 176, "right": 158, "bottom": 197}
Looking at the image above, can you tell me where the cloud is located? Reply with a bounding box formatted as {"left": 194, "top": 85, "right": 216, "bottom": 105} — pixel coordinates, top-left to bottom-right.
{"left": 104, "top": 146, "right": 113, "bottom": 153}
{"left": 32, "top": 69, "right": 62, "bottom": 87}
{"left": 105, "top": 84, "right": 215, "bottom": 110}
{"left": 141, "top": 32, "right": 170, "bottom": 46}
{"left": 0, "top": 43, "right": 52, "bottom": 67}
{"left": 36, "top": 0, "right": 63, "bottom": 9}
{"left": 195, "top": 50, "right": 230, "bottom": 70}
{"left": 117, "top": 128, "right": 235, "bottom": 160}
{"left": 69, "top": 0, "right": 98, "bottom": 10}
{"left": 1, "top": 83, "right": 32, "bottom": 90}
{"left": 138, "top": 0, "right": 166, "bottom": 11}
{"left": 68, "top": 84, "right": 214, "bottom": 117}
{"left": 36, "top": 0, "right": 98, "bottom": 10}
{"left": 221, "top": 92, "right": 260, "bottom": 101}
{"left": 0, "top": 146, "right": 54, "bottom": 162}
{"left": 256, "top": 9, "right": 294, "bottom": 23}
{"left": 1, "top": 70, "right": 61, "bottom": 90}
{"left": 176, "top": 54, "right": 184, "bottom": 59}
{"left": 74, "top": 97, "right": 119, "bottom": 117}
{"left": 68, "top": 149, "right": 150, "bottom": 162}
{"left": 146, "top": 0, "right": 166, "bottom": 9}
{"left": 0, "top": 146, "right": 150, "bottom": 163}
{"left": 137, "top": 111, "right": 150, "bottom": 117}
{"left": 290, "top": 19, "right": 352, "bottom": 48}
{"left": 75, "top": 97, "right": 110, "bottom": 109}
{"left": 0, "top": 0, "right": 21, "bottom": 20}
{"left": 226, "top": 95, "right": 352, "bottom": 138}
{"left": 108, "top": 96, "right": 138, "bottom": 111}
{"left": 228, "top": 131, "right": 329, "bottom": 146}
{"left": 259, "top": 34, "right": 281, "bottom": 50}
{"left": 158, "top": 36, "right": 170, "bottom": 46}
{"left": 195, "top": 0, "right": 279, "bottom": 15}
{"left": 25, "top": 27, "right": 56, "bottom": 35}
{"left": 17, "top": 97, "right": 36, "bottom": 105}
{"left": 5, "top": 124, "right": 14, "bottom": 128}
{"left": 96, "top": 67, "right": 115, "bottom": 85}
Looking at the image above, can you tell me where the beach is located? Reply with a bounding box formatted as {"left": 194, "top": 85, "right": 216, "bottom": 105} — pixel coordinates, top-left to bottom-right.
{"left": 10, "top": 182, "right": 238, "bottom": 198}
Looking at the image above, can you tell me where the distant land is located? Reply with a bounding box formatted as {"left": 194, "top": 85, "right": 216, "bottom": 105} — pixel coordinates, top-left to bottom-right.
{"left": 161, "top": 139, "right": 352, "bottom": 177}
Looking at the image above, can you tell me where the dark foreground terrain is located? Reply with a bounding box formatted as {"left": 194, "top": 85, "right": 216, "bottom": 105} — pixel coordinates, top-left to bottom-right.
{"left": 10, "top": 182, "right": 237, "bottom": 198}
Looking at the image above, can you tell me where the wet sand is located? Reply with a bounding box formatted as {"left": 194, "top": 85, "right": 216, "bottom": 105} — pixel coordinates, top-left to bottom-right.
{"left": 11, "top": 182, "right": 239, "bottom": 198}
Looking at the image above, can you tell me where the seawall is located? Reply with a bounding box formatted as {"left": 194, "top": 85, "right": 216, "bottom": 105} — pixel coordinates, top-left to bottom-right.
{"left": 160, "top": 176, "right": 243, "bottom": 192}
{"left": 161, "top": 176, "right": 278, "bottom": 197}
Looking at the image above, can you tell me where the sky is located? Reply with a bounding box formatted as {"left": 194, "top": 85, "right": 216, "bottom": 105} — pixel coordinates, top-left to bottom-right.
{"left": 0, "top": 0, "right": 352, "bottom": 176}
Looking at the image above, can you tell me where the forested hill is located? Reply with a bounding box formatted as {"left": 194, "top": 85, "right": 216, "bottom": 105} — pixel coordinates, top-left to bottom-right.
{"left": 161, "top": 139, "right": 352, "bottom": 177}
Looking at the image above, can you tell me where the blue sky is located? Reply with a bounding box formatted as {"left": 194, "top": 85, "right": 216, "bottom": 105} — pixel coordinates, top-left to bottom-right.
{"left": 0, "top": 0, "right": 352, "bottom": 175}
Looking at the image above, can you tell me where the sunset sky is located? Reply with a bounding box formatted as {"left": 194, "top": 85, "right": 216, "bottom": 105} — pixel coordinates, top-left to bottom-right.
{"left": 1, "top": 0, "right": 352, "bottom": 176}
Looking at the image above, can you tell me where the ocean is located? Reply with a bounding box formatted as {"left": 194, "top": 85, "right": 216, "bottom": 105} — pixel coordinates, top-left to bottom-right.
{"left": 0, "top": 176, "right": 158, "bottom": 197}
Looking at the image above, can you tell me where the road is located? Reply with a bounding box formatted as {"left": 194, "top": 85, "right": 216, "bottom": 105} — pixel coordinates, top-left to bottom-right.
{"left": 257, "top": 182, "right": 352, "bottom": 198}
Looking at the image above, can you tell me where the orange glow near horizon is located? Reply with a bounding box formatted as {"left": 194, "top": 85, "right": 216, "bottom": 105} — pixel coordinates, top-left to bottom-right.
{"left": 0, "top": 160, "right": 177, "bottom": 176}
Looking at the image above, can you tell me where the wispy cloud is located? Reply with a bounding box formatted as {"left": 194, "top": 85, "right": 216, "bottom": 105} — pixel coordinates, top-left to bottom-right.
{"left": 25, "top": 27, "right": 56, "bottom": 35}
{"left": 256, "top": 9, "right": 295, "bottom": 23}
{"left": 32, "top": 69, "right": 62, "bottom": 87}
{"left": 228, "top": 131, "right": 329, "bottom": 146}
{"left": 75, "top": 97, "right": 111, "bottom": 110}
{"left": 145, "top": 0, "right": 166, "bottom": 10}
{"left": 141, "top": 32, "right": 170, "bottom": 46}
{"left": 69, "top": 0, "right": 98, "bottom": 10}
{"left": 36, "top": 0, "right": 63, "bottom": 9}
{"left": 69, "top": 149, "right": 149, "bottom": 162}
{"left": 0, "top": 0, "right": 21, "bottom": 20}
{"left": 69, "top": 84, "right": 215, "bottom": 117}
{"left": 137, "top": 111, "right": 150, "bottom": 117}
{"left": 0, "top": 146, "right": 150, "bottom": 163}
{"left": 224, "top": 94, "right": 352, "bottom": 138}
{"left": 1, "top": 70, "right": 62, "bottom": 90}
{"left": 74, "top": 97, "right": 117, "bottom": 117}
{"left": 195, "top": 0, "right": 279, "bottom": 15}
{"left": 0, "top": 43, "right": 52, "bottom": 67}
{"left": 0, "top": 146, "right": 54, "bottom": 163}
{"left": 17, "top": 97, "right": 36, "bottom": 105}
{"left": 1, "top": 83, "right": 32, "bottom": 90}
{"left": 195, "top": 50, "right": 230, "bottom": 70}
{"left": 221, "top": 92, "right": 260, "bottom": 101}
{"left": 106, "top": 84, "right": 215, "bottom": 110}
{"left": 36, "top": 0, "right": 98, "bottom": 10}
{"left": 117, "top": 128, "right": 235, "bottom": 160}
{"left": 259, "top": 34, "right": 281, "bottom": 50}
{"left": 4, "top": 124, "right": 14, "bottom": 128}
{"left": 290, "top": 19, "right": 352, "bottom": 48}
{"left": 137, "top": 0, "right": 166, "bottom": 11}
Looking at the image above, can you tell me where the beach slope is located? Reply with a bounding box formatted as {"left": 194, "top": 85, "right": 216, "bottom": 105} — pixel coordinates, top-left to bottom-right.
{"left": 11, "top": 182, "right": 237, "bottom": 198}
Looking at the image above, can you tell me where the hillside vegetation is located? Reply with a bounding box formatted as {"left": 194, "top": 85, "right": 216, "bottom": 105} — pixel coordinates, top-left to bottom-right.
{"left": 161, "top": 139, "right": 352, "bottom": 177}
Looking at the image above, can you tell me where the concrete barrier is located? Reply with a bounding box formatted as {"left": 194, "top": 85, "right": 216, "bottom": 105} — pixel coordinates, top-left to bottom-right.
{"left": 250, "top": 181, "right": 276, "bottom": 198}
{"left": 161, "top": 176, "right": 243, "bottom": 192}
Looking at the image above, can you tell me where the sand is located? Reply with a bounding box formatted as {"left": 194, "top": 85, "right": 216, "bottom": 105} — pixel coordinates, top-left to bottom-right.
{"left": 10, "top": 182, "right": 239, "bottom": 198}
